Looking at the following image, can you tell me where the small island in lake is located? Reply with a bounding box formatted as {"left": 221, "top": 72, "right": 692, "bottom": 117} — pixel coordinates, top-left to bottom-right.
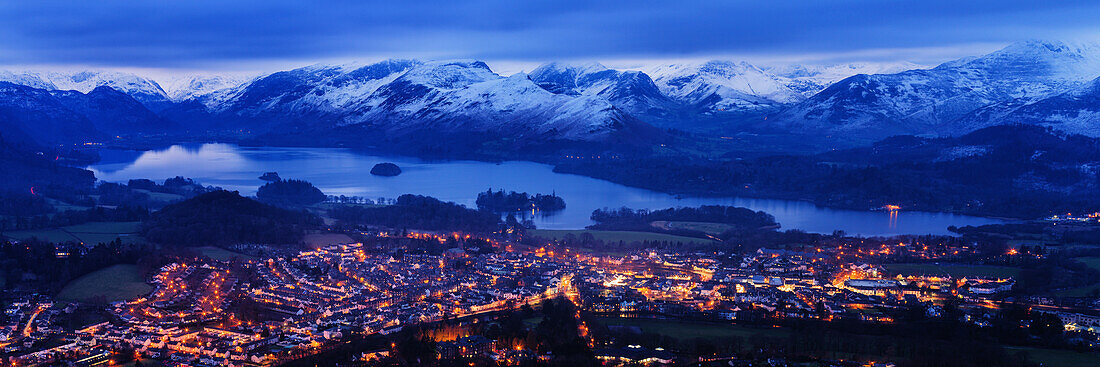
{"left": 476, "top": 189, "right": 566, "bottom": 212}
{"left": 370, "top": 162, "right": 402, "bottom": 176}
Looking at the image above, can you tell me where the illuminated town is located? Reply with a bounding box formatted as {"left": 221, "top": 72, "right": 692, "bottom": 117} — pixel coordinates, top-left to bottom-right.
{"left": 4, "top": 227, "right": 1098, "bottom": 367}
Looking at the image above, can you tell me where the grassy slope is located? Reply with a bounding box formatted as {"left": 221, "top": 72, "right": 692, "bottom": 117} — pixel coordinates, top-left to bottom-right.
{"left": 5, "top": 221, "right": 142, "bottom": 245}
{"left": 661, "top": 221, "right": 735, "bottom": 235}
{"left": 58, "top": 264, "right": 151, "bottom": 303}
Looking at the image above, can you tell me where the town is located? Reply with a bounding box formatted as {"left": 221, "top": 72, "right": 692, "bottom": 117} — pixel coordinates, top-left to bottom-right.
{"left": 4, "top": 228, "right": 1099, "bottom": 367}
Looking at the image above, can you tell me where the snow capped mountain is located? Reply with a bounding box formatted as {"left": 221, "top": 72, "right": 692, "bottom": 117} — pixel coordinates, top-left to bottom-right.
{"left": 159, "top": 74, "right": 254, "bottom": 101}
{"left": 0, "top": 70, "right": 56, "bottom": 90}
{"left": 0, "top": 69, "right": 172, "bottom": 110}
{"left": 350, "top": 71, "right": 637, "bottom": 140}
{"left": 0, "top": 82, "right": 102, "bottom": 146}
{"left": 773, "top": 40, "right": 1100, "bottom": 142}
{"left": 207, "top": 59, "right": 420, "bottom": 116}
{"left": 5, "top": 41, "right": 1099, "bottom": 152}
{"left": 342, "top": 61, "right": 649, "bottom": 141}
{"left": 964, "top": 75, "right": 1100, "bottom": 137}
{"left": 188, "top": 59, "right": 652, "bottom": 144}
{"left": 51, "top": 86, "right": 176, "bottom": 135}
{"left": 643, "top": 60, "right": 803, "bottom": 111}
{"left": 528, "top": 62, "right": 678, "bottom": 119}
{"left": 764, "top": 61, "right": 927, "bottom": 96}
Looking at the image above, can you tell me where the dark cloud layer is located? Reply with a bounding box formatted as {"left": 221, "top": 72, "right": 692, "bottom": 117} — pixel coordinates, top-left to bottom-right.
{"left": 2, "top": 0, "right": 1099, "bottom": 68}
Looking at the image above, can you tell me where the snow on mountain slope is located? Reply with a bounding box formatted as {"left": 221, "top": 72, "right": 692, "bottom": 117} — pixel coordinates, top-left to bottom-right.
{"left": 0, "top": 69, "right": 171, "bottom": 109}
{"left": 351, "top": 72, "right": 636, "bottom": 140}
{"left": 764, "top": 61, "right": 927, "bottom": 96}
{"left": 345, "top": 60, "right": 497, "bottom": 116}
{"left": 51, "top": 86, "right": 176, "bottom": 135}
{"left": 0, "top": 82, "right": 102, "bottom": 146}
{"left": 0, "top": 70, "right": 56, "bottom": 90}
{"left": 970, "top": 75, "right": 1100, "bottom": 137}
{"left": 528, "top": 62, "right": 679, "bottom": 118}
{"left": 204, "top": 60, "right": 422, "bottom": 124}
{"left": 160, "top": 74, "right": 254, "bottom": 101}
{"left": 195, "top": 59, "right": 650, "bottom": 143}
{"left": 40, "top": 70, "right": 171, "bottom": 108}
{"left": 341, "top": 62, "right": 647, "bottom": 141}
{"left": 774, "top": 40, "right": 1100, "bottom": 141}
{"left": 642, "top": 60, "right": 804, "bottom": 112}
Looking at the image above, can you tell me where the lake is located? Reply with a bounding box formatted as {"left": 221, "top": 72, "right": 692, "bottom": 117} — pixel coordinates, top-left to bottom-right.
{"left": 86, "top": 143, "right": 1004, "bottom": 235}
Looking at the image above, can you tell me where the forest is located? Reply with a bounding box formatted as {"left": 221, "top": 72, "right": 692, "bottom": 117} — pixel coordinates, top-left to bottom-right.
{"left": 331, "top": 194, "right": 502, "bottom": 233}
{"left": 555, "top": 125, "right": 1100, "bottom": 219}
{"left": 589, "top": 205, "right": 777, "bottom": 231}
{"left": 141, "top": 190, "right": 323, "bottom": 246}
{"left": 475, "top": 189, "right": 566, "bottom": 212}
{"left": 256, "top": 179, "right": 327, "bottom": 206}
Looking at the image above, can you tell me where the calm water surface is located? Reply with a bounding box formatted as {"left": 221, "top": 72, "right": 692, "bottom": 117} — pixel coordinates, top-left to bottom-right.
{"left": 86, "top": 144, "right": 1004, "bottom": 235}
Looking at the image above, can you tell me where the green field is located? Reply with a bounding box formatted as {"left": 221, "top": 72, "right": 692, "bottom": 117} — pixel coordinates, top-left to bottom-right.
{"left": 1073, "top": 257, "right": 1100, "bottom": 272}
{"left": 884, "top": 263, "right": 1021, "bottom": 278}
{"left": 5, "top": 221, "right": 143, "bottom": 245}
{"left": 528, "top": 229, "right": 714, "bottom": 244}
{"left": 658, "top": 221, "right": 735, "bottom": 235}
{"left": 132, "top": 189, "right": 185, "bottom": 203}
{"left": 597, "top": 317, "right": 789, "bottom": 341}
{"left": 44, "top": 198, "right": 93, "bottom": 212}
{"left": 1053, "top": 283, "right": 1100, "bottom": 297}
{"left": 303, "top": 233, "right": 355, "bottom": 248}
{"left": 4, "top": 228, "right": 79, "bottom": 243}
{"left": 58, "top": 264, "right": 151, "bottom": 303}
{"left": 197, "top": 246, "right": 257, "bottom": 261}
{"left": 1006, "top": 346, "right": 1100, "bottom": 367}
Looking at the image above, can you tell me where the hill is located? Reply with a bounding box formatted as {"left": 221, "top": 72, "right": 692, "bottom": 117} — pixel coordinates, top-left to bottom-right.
{"left": 141, "top": 190, "right": 322, "bottom": 246}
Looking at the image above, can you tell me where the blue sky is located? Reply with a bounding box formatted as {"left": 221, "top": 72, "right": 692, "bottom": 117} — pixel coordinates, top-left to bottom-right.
{"left": 2, "top": 0, "right": 1100, "bottom": 73}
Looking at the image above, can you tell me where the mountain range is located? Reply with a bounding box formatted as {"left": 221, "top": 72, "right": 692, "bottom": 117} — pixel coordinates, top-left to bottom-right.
{"left": 3, "top": 40, "right": 1100, "bottom": 153}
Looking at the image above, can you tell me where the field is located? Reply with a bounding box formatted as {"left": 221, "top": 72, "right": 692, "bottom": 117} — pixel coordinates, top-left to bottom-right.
{"left": 57, "top": 264, "right": 151, "bottom": 303}
{"left": 1053, "top": 284, "right": 1100, "bottom": 297}
{"left": 4, "top": 221, "right": 143, "bottom": 245}
{"left": 1051, "top": 257, "right": 1100, "bottom": 296}
{"left": 528, "top": 229, "right": 714, "bottom": 244}
{"left": 1005, "top": 346, "right": 1100, "bottom": 367}
{"left": 132, "top": 189, "right": 185, "bottom": 203}
{"left": 1073, "top": 257, "right": 1100, "bottom": 272}
{"left": 596, "top": 317, "right": 789, "bottom": 341}
{"left": 883, "top": 263, "right": 1021, "bottom": 278}
{"left": 196, "top": 246, "right": 257, "bottom": 261}
{"left": 598, "top": 317, "right": 1099, "bottom": 366}
{"left": 654, "top": 221, "right": 735, "bottom": 235}
{"left": 303, "top": 233, "right": 355, "bottom": 248}
{"left": 44, "top": 198, "right": 92, "bottom": 212}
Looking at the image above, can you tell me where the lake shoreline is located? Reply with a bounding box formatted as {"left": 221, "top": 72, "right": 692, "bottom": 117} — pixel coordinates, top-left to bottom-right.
{"left": 86, "top": 143, "right": 1006, "bottom": 236}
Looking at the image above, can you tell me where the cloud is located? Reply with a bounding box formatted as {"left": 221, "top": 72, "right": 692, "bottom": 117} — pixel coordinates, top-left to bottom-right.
{"left": 2, "top": 0, "right": 1100, "bottom": 69}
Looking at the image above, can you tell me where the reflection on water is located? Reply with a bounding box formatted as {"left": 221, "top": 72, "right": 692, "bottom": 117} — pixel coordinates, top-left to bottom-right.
{"left": 87, "top": 144, "right": 1005, "bottom": 235}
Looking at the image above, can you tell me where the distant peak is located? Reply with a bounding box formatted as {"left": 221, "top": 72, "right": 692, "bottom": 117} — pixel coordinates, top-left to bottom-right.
{"left": 534, "top": 61, "right": 609, "bottom": 74}
{"left": 989, "top": 39, "right": 1100, "bottom": 58}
